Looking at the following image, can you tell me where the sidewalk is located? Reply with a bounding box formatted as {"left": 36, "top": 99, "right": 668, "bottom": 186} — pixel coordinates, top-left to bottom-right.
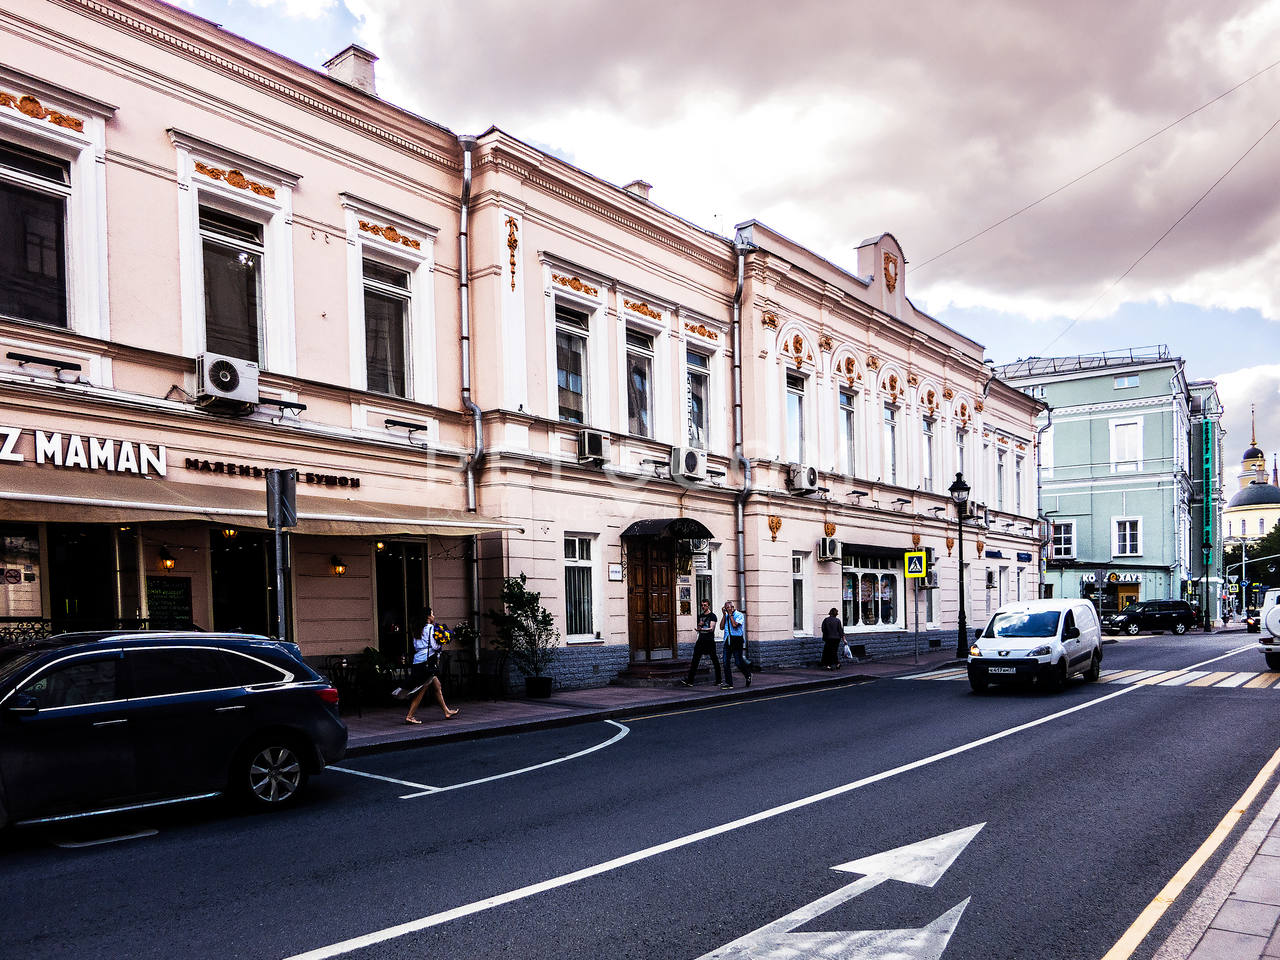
{"left": 342, "top": 646, "right": 961, "bottom": 756}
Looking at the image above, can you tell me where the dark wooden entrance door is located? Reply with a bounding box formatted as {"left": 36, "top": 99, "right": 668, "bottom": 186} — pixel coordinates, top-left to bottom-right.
{"left": 625, "top": 538, "right": 676, "bottom": 661}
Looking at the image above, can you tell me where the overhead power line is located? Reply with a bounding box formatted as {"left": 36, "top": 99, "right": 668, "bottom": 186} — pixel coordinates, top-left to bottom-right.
{"left": 914, "top": 55, "right": 1280, "bottom": 272}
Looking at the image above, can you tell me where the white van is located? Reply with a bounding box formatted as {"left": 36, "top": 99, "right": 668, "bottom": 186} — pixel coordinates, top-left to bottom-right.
{"left": 967, "top": 599, "right": 1104, "bottom": 693}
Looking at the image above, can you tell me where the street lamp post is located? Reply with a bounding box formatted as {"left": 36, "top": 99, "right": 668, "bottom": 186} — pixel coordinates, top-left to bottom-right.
{"left": 950, "top": 472, "right": 971, "bottom": 658}
{"left": 1202, "top": 540, "right": 1213, "bottom": 632}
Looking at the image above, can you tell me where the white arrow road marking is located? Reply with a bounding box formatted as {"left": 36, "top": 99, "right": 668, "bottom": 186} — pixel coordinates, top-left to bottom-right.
{"left": 697, "top": 824, "right": 983, "bottom": 959}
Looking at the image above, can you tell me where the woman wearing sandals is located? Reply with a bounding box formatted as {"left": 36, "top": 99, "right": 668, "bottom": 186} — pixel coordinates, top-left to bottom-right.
{"left": 400, "top": 608, "right": 460, "bottom": 724}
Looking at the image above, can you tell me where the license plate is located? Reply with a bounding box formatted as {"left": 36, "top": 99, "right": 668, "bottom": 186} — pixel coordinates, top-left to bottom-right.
{"left": 987, "top": 666, "right": 1017, "bottom": 675}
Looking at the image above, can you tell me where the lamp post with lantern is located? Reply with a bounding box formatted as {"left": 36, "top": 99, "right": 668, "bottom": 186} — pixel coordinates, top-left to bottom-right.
{"left": 949, "top": 472, "right": 971, "bottom": 658}
{"left": 1202, "top": 540, "right": 1213, "bottom": 632}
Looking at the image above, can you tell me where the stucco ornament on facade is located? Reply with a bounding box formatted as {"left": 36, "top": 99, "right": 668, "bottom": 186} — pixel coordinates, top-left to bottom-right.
{"left": 907, "top": 374, "right": 919, "bottom": 387}
{"left": 976, "top": 540, "right": 985, "bottom": 555}
{"left": 974, "top": 400, "right": 984, "bottom": 413}
{"left": 768, "top": 515, "right": 783, "bottom": 542}
{"left": 818, "top": 334, "right": 834, "bottom": 353}
{"left": 943, "top": 387, "right": 955, "bottom": 401}
{"left": 194, "top": 161, "right": 276, "bottom": 198}
{"left": 824, "top": 521, "right": 836, "bottom": 537}
{"left": 946, "top": 536, "right": 955, "bottom": 556}
{"left": 624, "top": 299, "right": 662, "bottom": 320}
{"left": 358, "top": 219, "right": 421, "bottom": 250}
{"left": 552, "top": 273, "right": 599, "bottom": 296}
{"left": 839, "top": 356, "right": 862, "bottom": 386}
{"left": 505, "top": 216, "right": 518, "bottom": 291}
{"left": 885, "top": 374, "right": 901, "bottom": 402}
{"left": 761, "top": 311, "right": 779, "bottom": 329}
{"left": 0, "top": 91, "right": 83, "bottom": 132}
{"left": 912, "top": 533, "right": 922, "bottom": 548}
{"left": 867, "top": 356, "right": 880, "bottom": 371}
{"left": 925, "top": 389, "right": 937, "bottom": 414}
{"left": 781, "top": 333, "right": 813, "bottom": 369}
{"left": 883, "top": 252, "right": 899, "bottom": 292}
{"left": 684, "top": 322, "right": 719, "bottom": 341}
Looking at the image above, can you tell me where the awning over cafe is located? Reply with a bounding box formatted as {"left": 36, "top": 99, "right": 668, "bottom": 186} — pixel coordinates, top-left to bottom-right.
{"left": 620, "top": 517, "right": 714, "bottom": 540}
{"left": 0, "top": 469, "right": 522, "bottom": 537}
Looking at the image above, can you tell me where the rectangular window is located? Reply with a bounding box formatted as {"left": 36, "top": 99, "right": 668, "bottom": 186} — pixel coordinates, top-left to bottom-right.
{"left": 922, "top": 418, "right": 935, "bottom": 491}
{"left": 1114, "top": 518, "right": 1141, "bottom": 556}
{"left": 1112, "top": 420, "right": 1141, "bottom": 472}
{"left": 200, "top": 206, "right": 264, "bottom": 363}
{"left": 883, "top": 404, "right": 898, "bottom": 484}
{"left": 792, "top": 552, "right": 805, "bottom": 632}
{"left": 564, "top": 535, "right": 594, "bottom": 636}
{"left": 955, "top": 427, "right": 967, "bottom": 479}
{"left": 0, "top": 144, "right": 70, "bottom": 328}
{"left": 996, "top": 450, "right": 1006, "bottom": 510}
{"left": 556, "top": 304, "right": 589, "bottom": 423}
{"left": 687, "top": 350, "right": 710, "bottom": 449}
{"left": 841, "top": 552, "right": 904, "bottom": 630}
{"left": 840, "top": 390, "right": 857, "bottom": 475}
{"left": 1015, "top": 456, "right": 1024, "bottom": 513}
{"left": 786, "top": 370, "right": 806, "bottom": 464}
{"left": 626, "top": 329, "right": 654, "bottom": 438}
{"left": 1114, "top": 374, "right": 1139, "bottom": 389}
{"left": 363, "top": 258, "right": 410, "bottom": 397}
{"left": 1051, "top": 522, "right": 1074, "bottom": 559}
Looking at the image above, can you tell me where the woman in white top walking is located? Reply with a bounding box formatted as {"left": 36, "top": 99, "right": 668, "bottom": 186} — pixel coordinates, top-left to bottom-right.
{"left": 400, "top": 608, "right": 460, "bottom": 724}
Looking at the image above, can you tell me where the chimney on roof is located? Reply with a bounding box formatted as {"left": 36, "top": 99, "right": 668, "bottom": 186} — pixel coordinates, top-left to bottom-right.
{"left": 324, "top": 45, "right": 378, "bottom": 97}
{"left": 624, "top": 180, "right": 652, "bottom": 200}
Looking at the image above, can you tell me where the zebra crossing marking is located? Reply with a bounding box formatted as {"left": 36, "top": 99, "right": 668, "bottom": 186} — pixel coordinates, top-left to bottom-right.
{"left": 1159, "top": 671, "right": 1208, "bottom": 687}
{"left": 1189, "top": 672, "right": 1233, "bottom": 687}
{"left": 1215, "top": 673, "right": 1255, "bottom": 688}
{"left": 1245, "top": 673, "right": 1280, "bottom": 689}
{"left": 897, "top": 664, "right": 1280, "bottom": 690}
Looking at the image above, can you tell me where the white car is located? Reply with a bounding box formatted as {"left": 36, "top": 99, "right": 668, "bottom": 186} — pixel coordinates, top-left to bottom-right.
{"left": 967, "top": 599, "right": 1104, "bottom": 693}
{"left": 1257, "top": 589, "right": 1280, "bottom": 670}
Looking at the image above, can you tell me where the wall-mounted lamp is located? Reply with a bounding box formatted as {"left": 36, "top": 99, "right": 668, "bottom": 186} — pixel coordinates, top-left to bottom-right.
{"left": 221, "top": 527, "right": 239, "bottom": 541}
{"left": 330, "top": 555, "right": 348, "bottom": 577}
{"left": 159, "top": 547, "right": 176, "bottom": 571}
{"left": 375, "top": 541, "right": 386, "bottom": 552}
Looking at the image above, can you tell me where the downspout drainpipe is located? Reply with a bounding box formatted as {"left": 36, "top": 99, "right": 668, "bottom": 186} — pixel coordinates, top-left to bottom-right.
{"left": 459, "top": 135, "right": 483, "bottom": 657}
{"left": 732, "top": 244, "right": 752, "bottom": 608}
{"left": 1035, "top": 404, "right": 1053, "bottom": 598}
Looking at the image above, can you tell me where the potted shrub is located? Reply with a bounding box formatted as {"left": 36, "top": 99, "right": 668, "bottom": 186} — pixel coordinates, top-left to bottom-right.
{"left": 489, "top": 574, "right": 560, "bottom": 698}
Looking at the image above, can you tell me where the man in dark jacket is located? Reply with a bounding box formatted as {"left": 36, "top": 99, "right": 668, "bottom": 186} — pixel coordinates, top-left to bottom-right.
{"left": 681, "top": 599, "right": 722, "bottom": 687}
{"left": 820, "top": 607, "right": 844, "bottom": 670}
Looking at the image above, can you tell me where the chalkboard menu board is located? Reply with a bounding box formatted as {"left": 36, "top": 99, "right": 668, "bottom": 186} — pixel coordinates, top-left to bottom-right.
{"left": 146, "top": 576, "right": 193, "bottom": 629}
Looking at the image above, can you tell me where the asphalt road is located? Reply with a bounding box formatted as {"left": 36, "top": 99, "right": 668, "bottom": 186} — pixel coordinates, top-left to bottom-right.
{"left": 4, "top": 630, "right": 1276, "bottom": 960}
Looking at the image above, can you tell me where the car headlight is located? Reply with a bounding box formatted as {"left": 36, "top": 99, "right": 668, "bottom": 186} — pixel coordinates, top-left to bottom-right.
{"left": 1029, "top": 645, "right": 1051, "bottom": 657}
{"left": 969, "top": 644, "right": 981, "bottom": 657}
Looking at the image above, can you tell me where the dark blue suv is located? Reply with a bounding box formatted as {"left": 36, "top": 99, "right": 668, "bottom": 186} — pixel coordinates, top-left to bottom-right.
{"left": 0, "top": 632, "right": 347, "bottom": 828}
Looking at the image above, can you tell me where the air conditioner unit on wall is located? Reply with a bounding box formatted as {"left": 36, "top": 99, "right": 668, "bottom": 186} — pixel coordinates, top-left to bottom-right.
{"left": 787, "top": 463, "right": 820, "bottom": 495}
{"left": 196, "top": 352, "right": 259, "bottom": 408}
{"left": 985, "top": 569, "right": 996, "bottom": 590}
{"left": 818, "top": 537, "right": 841, "bottom": 562}
{"left": 577, "top": 428, "right": 610, "bottom": 463}
{"left": 669, "top": 446, "right": 708, "bottom": 482}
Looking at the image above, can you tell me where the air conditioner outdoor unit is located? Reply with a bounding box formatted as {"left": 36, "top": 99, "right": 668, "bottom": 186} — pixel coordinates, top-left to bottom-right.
{"left": 577, "top": 428, "right": 610, "bottom": 463}
{"left": 985, "top": 569, "right": 996, "bottom": 590}
{"left": 669, "top": 446, "right": 708, "bottom": 482}
{"left": 818, "top": 537, "right": 841, "bottom": 562}
{"left": 196, "top": 352, "right": 259, "bottom": 408}
{"left": 922, "top": 570, "right": 939, "bottom": 589}
{"left": 787, "top": 463, "right": 820, "bottom": 495}
{"left": 966, "top": 501, "right": 989, "bottom": 526}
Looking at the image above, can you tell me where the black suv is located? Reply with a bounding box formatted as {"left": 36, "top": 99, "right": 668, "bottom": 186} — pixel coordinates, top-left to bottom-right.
{"left": 1102, "top": 600, "right": 1197, "bottom": 636}
{"left": 0, "top": 632, "right": 347, "bottom": 828}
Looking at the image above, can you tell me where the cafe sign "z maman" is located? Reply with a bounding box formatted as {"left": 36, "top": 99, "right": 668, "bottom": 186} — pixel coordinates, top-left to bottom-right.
{"left": 0, "top": 426, "right": 167, "bottom": 477}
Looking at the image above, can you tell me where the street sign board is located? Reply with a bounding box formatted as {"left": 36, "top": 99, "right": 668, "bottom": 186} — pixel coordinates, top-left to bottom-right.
{"left": 905, "top": 551, "right": 927, "bottom": 578}
{"left": 1229, "top": 583, "right": 1239, "bottom": 593}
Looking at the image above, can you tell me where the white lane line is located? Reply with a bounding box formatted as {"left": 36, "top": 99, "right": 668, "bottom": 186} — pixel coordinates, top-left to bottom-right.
{"left": 1113, "top": 669, "right": 1162, "bottom": 684}
{"left": 399, "top": 720, "right": 630, "bottom": 799}
{"left": 1215, "top": 672, "right": 1255, "bottom": 688}
{"left": 1159, "top": 671, "right": 1207, "bottom": 687}
{"left": 282, "top": 645, "right": 1253, "bottom": 960}
{"left": 329, "top": 767, "right": 440, "bottom": 793}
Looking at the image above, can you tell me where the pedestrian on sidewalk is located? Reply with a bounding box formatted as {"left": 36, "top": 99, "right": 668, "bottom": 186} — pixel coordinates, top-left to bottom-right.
{"left": 820, "top": 607, "right": 844, "bottom": 670}
{"left": 720, "top": 599, "right": 754, "bottom": 688}
{"left": 398, "top": 608, "right": 460, "bottom": 724}
{"left": 681, "top": 599, "right": 722, "bottom": 687}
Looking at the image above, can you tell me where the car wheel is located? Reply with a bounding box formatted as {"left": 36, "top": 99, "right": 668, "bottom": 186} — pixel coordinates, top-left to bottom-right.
{"left": 1173, "top": 622, "right": 1187, "bottom": 634}
{"left": 1044, "top": 659, "right": 1068, "bottom": 692}
{"left": 1266, "top": 653, "right": 1280, "bottom": 672}
{"left": 968, "top": 670, "right": 989, "bottom": 694}
{"left": 236, "top": 737, "right": 310, "bottom": 810}
{"left": 1125, "top": 623, "right": 1140, "bottom": 636}
{"left": 1083, "top": 651, "right": 1101, "bottom": 682}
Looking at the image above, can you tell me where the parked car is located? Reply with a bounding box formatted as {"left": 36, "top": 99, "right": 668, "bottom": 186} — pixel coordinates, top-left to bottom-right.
{"left": 1102, "top": 599, "right": 1197, "bottom": 636}
{"left": 1256, "top": 590, "right": 1280, "bottom": 669}
{"left": 1247, "top": 608, "right": 1263, "bottom": 633}
{"left": 0, "top": 632, "right": 346, "bottom": 829}
{"left": 968, "top": 599, "right": 1103, "bottom": 693}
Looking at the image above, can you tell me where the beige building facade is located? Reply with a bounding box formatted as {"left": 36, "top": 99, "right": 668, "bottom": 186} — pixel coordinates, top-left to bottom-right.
{"left": 0, "top": 0, "right": 1042, "bottom": 687}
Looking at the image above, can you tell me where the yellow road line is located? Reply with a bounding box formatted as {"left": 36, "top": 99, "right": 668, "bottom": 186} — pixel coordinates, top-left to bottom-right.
{"left": 1189, "top": 672, "right": 1232, "bottom": 687}
{"left": 1137, "top": 670, "right": 1185, "bottom": 686}
{"left": 1245, "top": 673, "right": 1280, "bottom": 689}
{"left": 1101, "top": 669, "right": 1142, "bottom": 683}
{"left": 1101, "top": 742, "right": 1280, "bottom": 960}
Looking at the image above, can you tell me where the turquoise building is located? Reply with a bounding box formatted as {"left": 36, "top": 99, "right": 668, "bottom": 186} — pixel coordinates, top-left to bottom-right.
{"left": 996, "top": 348, "right": 1224, "bottom": 620}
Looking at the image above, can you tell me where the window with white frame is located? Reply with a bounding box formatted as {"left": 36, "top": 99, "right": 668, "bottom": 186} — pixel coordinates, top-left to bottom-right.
{"left": 556, "top": 304, "right": 590, "bottom": 424}
{"left": 687, "top": 349, "right": 710, "bottom": 449}
{"left": 1261, "top": 518, "right": 1267, "bottom": 536}
{"left": 840, "top": 390, "right": 857, "bottom": 475}
{"left": 1114, "top": 518, "right": 1142, "bottom": 556}
{"left": 841, "top": 551, "right": 903, "bottom": 630}
{"left": 883, "top": 403, "right": 898, "bottom": 484}
{"left": 1015, "top": 455, "right": 1024, "bottom": 513}
{"left": 922, "top": 417, "right": 936, "bottom": 491}
{"left": 1114, "top": 374, "right": 1139, "bottom": 389}
{"left": 564, "top": 535, "right": 595, "bottom": 637}
{"left": 625, "top": 328, "right": 654, "bottom": 438}
{"left": 1228, "top": 520, "right": 1233, "bottom": 537}
{"left": 199, "top": 206, "right": 265, "bottom": 363}
{"left": 792, "top": 552, "right": 806, "bottom": 632}
{"left": 1051, "top": 521, "right": 1075, "bottom": 558}
{"left": 1111, "top": 420, "right": 1142, "bottom": 473}
{"left": 995, "top": 449, "right": 1006, "bottom": 510}
{"left": 363, "top": 258, "right": 410, "bottom": 397}
{"left": 1040, "top": 424, "right": 1053, "bottom": 479}
{"left": 786, "top": 370, "right": 806, "bottom": 463}
{"left": 0, "top": 143, "right": 69, "bottom": 328}
{"left": 955, "top": 426, "right": 967, "bottom": 479}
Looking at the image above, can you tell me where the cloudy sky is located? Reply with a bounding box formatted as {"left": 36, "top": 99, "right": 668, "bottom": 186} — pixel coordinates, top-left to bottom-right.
{"left": 181, "top": 0, "right": 1280, "bottom": 466}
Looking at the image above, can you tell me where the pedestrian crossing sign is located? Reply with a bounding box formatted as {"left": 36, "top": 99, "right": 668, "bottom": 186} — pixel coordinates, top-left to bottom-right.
{"left": 905, "top": 551, "right": 927, "bottom": 578}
